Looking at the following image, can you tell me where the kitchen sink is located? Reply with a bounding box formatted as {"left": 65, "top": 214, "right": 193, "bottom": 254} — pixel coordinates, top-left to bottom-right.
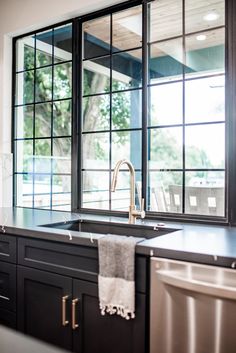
{"left": 41, "top": 219, "right": 179, "bottom": 239}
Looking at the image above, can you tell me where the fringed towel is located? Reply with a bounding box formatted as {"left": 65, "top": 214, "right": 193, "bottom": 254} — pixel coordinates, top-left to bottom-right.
{"left": 98, "top": 234, "right": 137, "bottom": 320}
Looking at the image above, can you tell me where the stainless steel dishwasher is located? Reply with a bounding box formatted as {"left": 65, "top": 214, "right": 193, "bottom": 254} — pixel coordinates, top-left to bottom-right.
{"left": 150, "top": 257, "right": 236, "bottom": 353}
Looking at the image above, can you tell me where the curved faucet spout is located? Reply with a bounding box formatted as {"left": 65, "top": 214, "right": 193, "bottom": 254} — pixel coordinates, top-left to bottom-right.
{"left": 111, "top": 159, "right": 135, "bottom": 206}
{"left": 111, "top": 159, "right": 145, "bottom": 224}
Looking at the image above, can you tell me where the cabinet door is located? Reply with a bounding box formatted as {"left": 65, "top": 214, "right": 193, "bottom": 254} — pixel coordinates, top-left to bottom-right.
{"left": 0, "top": 261, "right": 16, "bottom": 311}
{"left": 17, "top": 266, "right": 72, "bottom": 350}
{"left": 72, "top": 280, "right": 146, "bottom": 353}
{"left": 0, "top": 308, "right": 16, "bottom": 329}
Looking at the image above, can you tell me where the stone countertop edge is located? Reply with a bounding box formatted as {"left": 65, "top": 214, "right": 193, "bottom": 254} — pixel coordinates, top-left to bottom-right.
{"left": 1, "top": 207, "right": 236, "bottom": 268}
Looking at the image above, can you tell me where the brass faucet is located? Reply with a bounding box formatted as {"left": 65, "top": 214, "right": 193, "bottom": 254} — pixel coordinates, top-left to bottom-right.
{"left": 111, "top": 159, "right": 145, "bottom": 224}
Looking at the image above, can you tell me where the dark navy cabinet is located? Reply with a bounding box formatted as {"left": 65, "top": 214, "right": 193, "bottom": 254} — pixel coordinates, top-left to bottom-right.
{"left": 13, "top": 236, "right": 147, "bottom": 353}
{"left": 0, "top": 235, "right": 17, "bottom": 329}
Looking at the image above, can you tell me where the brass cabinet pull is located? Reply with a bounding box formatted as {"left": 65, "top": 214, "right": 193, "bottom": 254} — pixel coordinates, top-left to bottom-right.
{"left": 62, "top": 295, "right": 69, "bottom": 326}
{"left": 72, "top": 298, "right": 79, "bottom": 330}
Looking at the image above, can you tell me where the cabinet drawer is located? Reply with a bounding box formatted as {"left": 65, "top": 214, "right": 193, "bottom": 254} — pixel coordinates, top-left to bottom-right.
{"left": 0, "top": 261, "right": 16, "bottom": 311}
{"left": 18, "top": 238, "right": 99, "bottom": 282}
{"left": 18, "top": 238, "right": 147, "bottom": 293}
{"left": 0, "top": 234, "right": 16, "bottom": 263}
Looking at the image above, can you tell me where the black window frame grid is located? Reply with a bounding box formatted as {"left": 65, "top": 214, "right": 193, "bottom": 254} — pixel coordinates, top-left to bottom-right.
{"left": 146, "top": 3, "right": 226, "bottom": 220}
{"left": 12, "top": 20, "right": 73, "bottom": 211}
{"left": 12, "top": 0, "right": 236, "bottom": 225}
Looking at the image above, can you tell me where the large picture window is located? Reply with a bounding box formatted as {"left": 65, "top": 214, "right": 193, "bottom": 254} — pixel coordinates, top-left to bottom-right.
{"left": 13, "top": 0, "right": 226, "bottom": 220}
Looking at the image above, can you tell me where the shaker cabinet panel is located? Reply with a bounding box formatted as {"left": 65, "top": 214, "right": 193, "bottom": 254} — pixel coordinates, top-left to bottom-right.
{"left": 0, "top": 234, "right": 16, "bottom": 263}
{"left": 18, "top": 238, "right": 98, "bottom": 282}
{"left": 0, "top": 261, "right": 16, "bottom": 311}
{"left": 0, "top": 308, "right": 16, "bottom": 329}
{"left": 17, "top": 266, "right": 72, "bottom": 351}
{"left": 72, "top": 279, "right": 146, "bottom": 353}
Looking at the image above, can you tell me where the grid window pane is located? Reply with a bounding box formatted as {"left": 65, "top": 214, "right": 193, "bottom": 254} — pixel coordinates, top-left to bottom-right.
{"left": 112, "top": 6, "right": 142, "bottom": 52}
{"left": 36, "top": 30, "right": 53, "bottom": 68}
{"left": 54, "top": 24, "right": 72, "bottom": 63}
{"left": 112, "top": 89, "right": 142, "bottom": 130}
{"left": 149, "top": 82, "right": 183, "bottom": 126}
{"left": 34, "top": 174, "right": 51, "bottom": 209}
{"left": 149, "top": 38, "right": 184, "bottom": 84}
{"left": 53, "top": 138, "right": 71, "bottom": 174}
{"left": 16, "top": 174, "right": 33, "bottom": 208}
{"left": 185, "top": 124, "right": 225, "bottom": 169}
{"left": 149, "top": 127, "right": 183, "bottom": 169}
{"left": 15, "top": 71, "right": 34, "bottom": 105}
{"left": 52, "top": 175, "right": 71, "bottom": 193}
{"left": 148, "top": 171, "right": 183, "bottom": 213}
{"left": 185, "top": 76, "right": 225, "bottom": 124}
{"left": 15, "top": 105, "right": 34, "bottom": 139}
{"left": 35, "top": 103, "right": 52, "bottom": 138}
{"left": 52, "top": 175, "right": 71, "bottom": 210}
{"left": 15, "top": 140, "right": 33, "bottom": 173}
{"left": 185, "top": 0, "right": 225, "bottom": 34}
{"left": 83, "top": 57, "right": 110, "bottom": 95}
{"left": 53, "top": 100, "right": 72, "bottom": 136}
{"left": 54, "top": 62, "right": 72, "bottom": 100}
{"left": 112, "top": 130, "right": 142, "bottom": 170}
{"left": 82, "top": 171, "right": 109, "bottom": 209}
{"left": 112, "top": 49, "right": 142, "bottom": 91}
{"left": 185, "top": 171, "right": 225, "bottom": 217}
{"left": 83, "top": 95, "right": 110, "bottom": 132}
{"left": 82, "top": 133, "right": 109, "bottom": 169}
{"left": 149, "top": 0, "right": 182, "bottom": 43}
{"left": 35, "top": 139, "right": 51, "bottom": 173}
{"left": 83, "top": 15, "right": 110, "bottom": 60}
{"left": 35, "top": 67, "right": 52, "bottom": 102}
{"left": 185, "top": 28, "right": 225, "bottom": 78}
{"left": 16, "top": 35, "right": 35, "bottom": 72}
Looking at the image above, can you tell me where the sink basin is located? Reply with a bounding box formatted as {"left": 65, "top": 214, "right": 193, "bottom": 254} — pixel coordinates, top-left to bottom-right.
{"left": 41, "top": 219, "right": 179, "bottom": 239}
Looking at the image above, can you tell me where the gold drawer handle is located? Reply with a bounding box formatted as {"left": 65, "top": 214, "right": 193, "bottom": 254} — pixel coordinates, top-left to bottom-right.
{"left": 72, "top": 298, "right": 79, "bottom": 330}
{"left": 62, "top": 295, "right": 69, "bottom": 326}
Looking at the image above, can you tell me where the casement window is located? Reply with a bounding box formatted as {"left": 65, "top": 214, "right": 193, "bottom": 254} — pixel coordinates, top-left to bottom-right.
{"left": 14, "top": 24, "right": 72, "bottom": 210}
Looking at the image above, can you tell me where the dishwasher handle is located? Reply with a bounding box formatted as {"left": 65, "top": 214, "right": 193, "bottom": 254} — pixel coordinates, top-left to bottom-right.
{"left": 156, "top": 269, "right": 236, "bottom": 301}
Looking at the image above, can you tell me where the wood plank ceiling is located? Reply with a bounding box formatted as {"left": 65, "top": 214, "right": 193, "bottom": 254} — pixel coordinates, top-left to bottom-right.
{"left": 83, "top": 0, "right": 224, "bottom": 61}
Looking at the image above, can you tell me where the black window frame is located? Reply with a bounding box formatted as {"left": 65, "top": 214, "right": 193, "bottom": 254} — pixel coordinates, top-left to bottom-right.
{"left": 12, "top": 19, "right": 73, "bottom": 211}
{"left": 12, "top": 0, "right": 236, "bottom": 226}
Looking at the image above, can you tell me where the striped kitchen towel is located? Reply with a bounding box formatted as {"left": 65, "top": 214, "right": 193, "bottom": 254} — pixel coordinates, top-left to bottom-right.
{"left": 98, "top": 234, "right": 137, "bottom": 320}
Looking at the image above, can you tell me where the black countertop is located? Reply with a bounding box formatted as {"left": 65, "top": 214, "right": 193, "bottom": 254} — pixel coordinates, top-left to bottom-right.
{"left": 1, "top": 207, "right": 236, "bottom": 268}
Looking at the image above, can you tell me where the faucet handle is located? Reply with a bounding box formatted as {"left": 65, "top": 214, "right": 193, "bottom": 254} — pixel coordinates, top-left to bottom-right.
{"left": 140, "top": 198, "right": 145, "bottom": 219}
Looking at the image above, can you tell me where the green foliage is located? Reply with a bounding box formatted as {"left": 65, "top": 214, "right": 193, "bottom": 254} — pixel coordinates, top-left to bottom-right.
{"left": 53, "top": 100, "right": 71, "bottom": 136}
{"left": 20, "top": 46, "right": 71, "bottom": 168}
{"left": 82, "top": 71, "right": 131, "bottom": 160}
{"left": 24, "top": 45, "right": 34, "bottom": 70}
{"left": 23, "top": 71, "right": 34, "bottom": 104}
{"left": 54, "top": 63, "right": 72, "bottom": 99}
{"left": 36, "top": 48, "right": 52, "bottom": 67}
{"left": 111, "top": 81, "right": 129, "bottom": 133}
{"left": 186, "top": 145, "right": 212, "bottom": 169}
